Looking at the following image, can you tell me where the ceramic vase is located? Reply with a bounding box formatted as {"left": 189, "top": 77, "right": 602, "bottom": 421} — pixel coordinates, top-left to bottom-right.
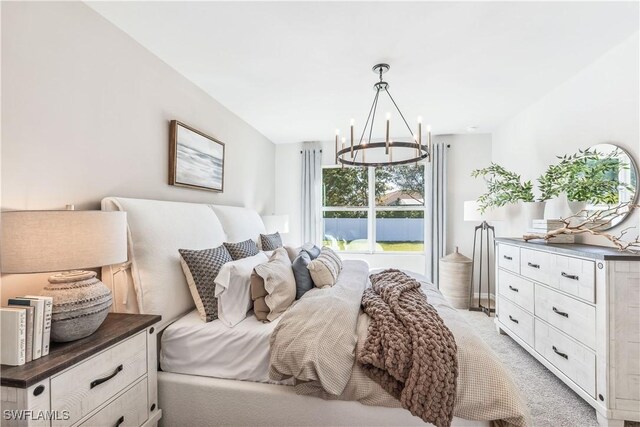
{"left": 522, "top": 201, "right": 546, "bottom": 228}
{"left": 42, "top": 270, "right": 113, "bottom": 342}
{"left": 544, "top": 193, "right": 571, "bottom": 220}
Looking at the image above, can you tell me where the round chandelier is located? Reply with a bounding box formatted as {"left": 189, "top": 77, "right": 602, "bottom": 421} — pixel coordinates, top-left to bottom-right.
{"left": 335, "top": 63, "right": 431, "bottom": 167}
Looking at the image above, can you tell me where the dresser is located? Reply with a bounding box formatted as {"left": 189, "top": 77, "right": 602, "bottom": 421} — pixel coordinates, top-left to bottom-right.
{"left": 495, "top": 238, "right": 640, "bottom": 426}
{"left": 1, "top": 314, "right": 162, "bottom": 427}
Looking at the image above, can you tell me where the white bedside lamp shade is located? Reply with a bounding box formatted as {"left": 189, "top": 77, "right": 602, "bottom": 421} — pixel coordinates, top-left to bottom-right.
{"left": 1, "top": 210, "right": 128, "bottom": 273}
{"left": 463, "top": 201, "right": 507, "bottom": 222}
{"left": 262, "top": 215, "right": 289, "bottom": 234}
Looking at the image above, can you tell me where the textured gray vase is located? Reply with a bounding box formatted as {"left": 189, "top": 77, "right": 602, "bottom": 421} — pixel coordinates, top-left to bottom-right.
{"left": 42, "top": 271, "right": 113, "bottom": 342}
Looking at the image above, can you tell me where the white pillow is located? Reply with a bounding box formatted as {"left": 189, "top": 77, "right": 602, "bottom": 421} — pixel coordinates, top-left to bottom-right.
{"left": 215, "top": 252, "right": 268, "bottom": 327}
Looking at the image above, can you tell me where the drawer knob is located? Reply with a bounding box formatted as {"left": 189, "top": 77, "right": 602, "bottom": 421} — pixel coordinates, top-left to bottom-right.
{"left": 561, "top": 272, "right": 579, "bottom": 281}
{"left": 508, "top": 285, "right": 519, "bottom": 292}
{"left": 90, "top": 364, "right": 123, "bottom": 389}
{"left": 552, "top": 306, "right": 569, "bottom": 318}
{"left": 115, "top": 415, "right": 125, "bottom": 427}
{"left": 503, "top": 255, "right": 513, "bottom": 261}
{"left": 527, "top": 262, "right": 540, "bottom": 269}
{"left": 508, "top": 315, "right": 519, "bottom": 324}
{"left": 33, "top": 385, "right": 45, "bottom": 396}
{"left": 552, "top": 345, "right": 569, "bottom": 360}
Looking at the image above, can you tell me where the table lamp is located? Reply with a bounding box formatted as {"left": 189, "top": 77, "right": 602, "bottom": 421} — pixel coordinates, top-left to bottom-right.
{"left": 463, "top": 201, "right": 506, "bottom": 316}
{"left": 1, "top": 210, "right": 127, "bottom": 342}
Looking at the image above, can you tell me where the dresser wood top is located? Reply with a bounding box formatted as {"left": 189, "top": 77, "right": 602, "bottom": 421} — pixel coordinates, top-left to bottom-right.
{"left": 1, "top": 313, "right": 161, "bottom": 388}
{"left": 496, "top": 238, "right": 640, "bottom": 261}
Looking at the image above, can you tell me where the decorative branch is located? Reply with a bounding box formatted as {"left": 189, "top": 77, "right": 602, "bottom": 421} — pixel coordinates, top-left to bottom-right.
{"left": 523, "top": 202, "right": 640, "bottom": 252}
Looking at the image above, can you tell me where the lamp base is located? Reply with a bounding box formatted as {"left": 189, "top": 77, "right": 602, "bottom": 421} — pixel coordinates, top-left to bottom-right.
{"left": 42, "top": 270, "right": 113, "bottom": 342}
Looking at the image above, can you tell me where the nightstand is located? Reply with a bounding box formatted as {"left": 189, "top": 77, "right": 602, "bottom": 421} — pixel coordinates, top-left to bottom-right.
{"left": 1, "top": 313, "right": 162, "bottom": 427}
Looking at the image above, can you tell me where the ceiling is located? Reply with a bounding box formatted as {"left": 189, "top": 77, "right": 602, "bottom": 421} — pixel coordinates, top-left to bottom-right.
{"left": 87, "top": 1, "right": 639, "bottom": 144}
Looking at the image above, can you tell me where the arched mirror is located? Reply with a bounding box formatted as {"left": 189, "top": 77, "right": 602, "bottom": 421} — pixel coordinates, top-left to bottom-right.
{"left": 566, "top": 143, "right": 638, "bottom": 230}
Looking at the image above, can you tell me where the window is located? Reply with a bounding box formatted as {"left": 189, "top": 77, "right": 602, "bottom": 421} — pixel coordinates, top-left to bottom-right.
{"left": 322, "top": 164, "right": 426, "bottom": 253}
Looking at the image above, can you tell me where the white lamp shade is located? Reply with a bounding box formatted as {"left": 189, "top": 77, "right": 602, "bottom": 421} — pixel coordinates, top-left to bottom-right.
{"left": 262, "top": 215, "right": 289, "bottom": 234}
{"left": 1, "top": 211, "right": 128, "bottom": 273}
{"left": 463, "top": 201, "right": 507, "bottom": 222}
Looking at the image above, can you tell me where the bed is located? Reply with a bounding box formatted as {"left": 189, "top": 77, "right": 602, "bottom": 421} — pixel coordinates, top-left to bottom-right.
{"left": 101, "top": 197, "right": 529, "bottom": 427}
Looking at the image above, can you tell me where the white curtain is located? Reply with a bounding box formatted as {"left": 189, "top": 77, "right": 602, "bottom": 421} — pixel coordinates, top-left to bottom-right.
{"left": 426, "top": 142, "right": 448, "bottom": 286}
{"left": 301, "top": 144, "right": 322, "bottom": 244}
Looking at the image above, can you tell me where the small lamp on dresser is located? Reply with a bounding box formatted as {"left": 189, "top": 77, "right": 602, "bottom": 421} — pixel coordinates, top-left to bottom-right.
{"left": 1, "top": 210, "right": 127, "bottom": 342}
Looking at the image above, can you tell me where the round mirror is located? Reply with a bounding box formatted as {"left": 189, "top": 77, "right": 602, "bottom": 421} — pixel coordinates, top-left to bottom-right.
{"left": 566, "top": 143, "right": 638, "bottom": 230}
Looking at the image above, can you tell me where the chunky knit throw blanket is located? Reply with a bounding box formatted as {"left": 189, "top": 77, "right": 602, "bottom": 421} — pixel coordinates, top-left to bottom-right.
{"left": 359, "top": 269, "right": 458, "bottom": 427}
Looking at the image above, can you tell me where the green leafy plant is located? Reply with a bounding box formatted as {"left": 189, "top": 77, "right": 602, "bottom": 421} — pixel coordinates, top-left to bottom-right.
{"left": 537, "top": 148, "right": 633, "bottom": 204}
{"left": 471, "top": 163, "right": 534, "bottom": 212}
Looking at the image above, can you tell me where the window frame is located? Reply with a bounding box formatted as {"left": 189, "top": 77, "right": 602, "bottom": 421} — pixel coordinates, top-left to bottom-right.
{"left": 321, "top": 165, "right": 427, "bottom": 255}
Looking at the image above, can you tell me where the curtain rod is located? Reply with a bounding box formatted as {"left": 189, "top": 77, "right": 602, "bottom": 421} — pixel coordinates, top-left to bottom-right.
{"left": 300, "top": 149, "right": 323, "bottom": 153}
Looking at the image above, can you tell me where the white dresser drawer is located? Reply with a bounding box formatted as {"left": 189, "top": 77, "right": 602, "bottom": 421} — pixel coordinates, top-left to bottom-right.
{"left": 498, "top": 244, "right": 520, "bottom": 274}
{"left": 498, "top": 269, "right": 534, "bottom": 313}
{"left": 52, "top": 332, "right": 148, "bottom": 425}
{"left": 535, "top": 285, "right": 595, "bottom": 349}
{"left": 499, "top": 298, "right": 534, "bottom": 347}
{"left": 80, "top": 378, "right": 148, "bottom": 427}
{"left": 535, "top": 319, "right": 596, "bottom": 397}
{"left": 549, "top": 255, "right": 595, "bottom": 303}
{"left": 520, "top": 248, "right": 552, "bottom": 284}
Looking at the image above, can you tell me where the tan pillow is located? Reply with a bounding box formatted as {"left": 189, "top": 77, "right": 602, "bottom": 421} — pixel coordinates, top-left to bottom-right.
{"left": 307, "top": 246, "right": 343, "bottom": 288}
{"left": 252, "top": 248, "right": 296, "bottom": 322}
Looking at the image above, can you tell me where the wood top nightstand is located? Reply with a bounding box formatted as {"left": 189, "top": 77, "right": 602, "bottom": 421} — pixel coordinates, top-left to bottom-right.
{"left": 1, "top": 313, "right": 162, "bottom": 427}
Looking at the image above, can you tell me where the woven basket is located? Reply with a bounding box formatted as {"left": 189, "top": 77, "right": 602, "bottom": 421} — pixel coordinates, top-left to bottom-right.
{"left": 439, "top": 247, "right": 472, "bottom": 309}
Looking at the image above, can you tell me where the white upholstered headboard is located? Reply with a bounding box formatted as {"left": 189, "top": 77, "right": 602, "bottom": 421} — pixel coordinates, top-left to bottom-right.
{"left": 101, "top": 197, "right": 267, "bottom": 331}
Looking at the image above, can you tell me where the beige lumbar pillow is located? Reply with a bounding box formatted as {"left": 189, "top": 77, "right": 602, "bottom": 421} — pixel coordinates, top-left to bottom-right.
{"left": 251, "top": 247, "right": 296, "bottom": 322}
{"left": 307, "top": 246, "right": 343, "bottom": 288}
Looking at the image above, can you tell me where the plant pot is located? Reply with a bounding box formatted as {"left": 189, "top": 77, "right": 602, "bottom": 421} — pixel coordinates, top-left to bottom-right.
{"left": 544, "top": 193, "right": 571, "bottom": 220}
{"left": 567, "top": 200, "right": 588, "bottom": 215}
{"left": 522, "top": 201, "right": 546, "bottom": 228}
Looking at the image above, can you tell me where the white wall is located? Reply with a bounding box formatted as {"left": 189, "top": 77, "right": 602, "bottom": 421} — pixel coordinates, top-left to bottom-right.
{"left": 1, "top": 2, "right": 276, "bottom": 301}
{"left": 492, "top": 32, "right": 639, "bottom": 242}
{"left": 274, "top": 134, "right": 492, "bottom": 277}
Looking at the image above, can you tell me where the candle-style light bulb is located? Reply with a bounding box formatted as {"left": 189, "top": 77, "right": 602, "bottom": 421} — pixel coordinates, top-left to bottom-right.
{"left": 417, "top": 116, "right": 423, "bottom": 123}
{"left": 427, "top": 125, "right": 432, "bottom": 163}
{"left": 414, "top": 133, "right": 419, "bottom": 157}
{"left": 385, "top": 113, "right": 390, "bottom": 154}
{"left": 350, "top": 119, "right": 354, "bottom": 158}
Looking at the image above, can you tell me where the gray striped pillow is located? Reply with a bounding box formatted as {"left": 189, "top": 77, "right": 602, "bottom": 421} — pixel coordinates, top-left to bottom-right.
{"left": 307, "top": 246, "right": 343, "bottom": 288}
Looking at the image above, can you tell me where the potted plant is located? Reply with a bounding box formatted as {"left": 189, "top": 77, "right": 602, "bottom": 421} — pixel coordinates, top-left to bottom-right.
{"left": 471, "top": 164, "right": 535, "bottom": 215}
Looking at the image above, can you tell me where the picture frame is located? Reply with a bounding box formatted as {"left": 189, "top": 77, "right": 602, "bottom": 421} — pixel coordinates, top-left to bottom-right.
{"left": 169, "top": 120, "right": 225, "bottom": 192}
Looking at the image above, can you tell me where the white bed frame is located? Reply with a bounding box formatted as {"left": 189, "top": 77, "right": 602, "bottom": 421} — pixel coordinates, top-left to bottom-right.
{"left": 100, "top": 197, "right": 489, "bottom": 427}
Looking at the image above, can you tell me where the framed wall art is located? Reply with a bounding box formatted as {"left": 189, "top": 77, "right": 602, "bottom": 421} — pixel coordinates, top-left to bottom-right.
{"left": 169, "top": 120, "right": 225, "bottom": 192}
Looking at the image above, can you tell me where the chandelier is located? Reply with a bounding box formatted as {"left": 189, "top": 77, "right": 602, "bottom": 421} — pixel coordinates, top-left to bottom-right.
{"left": 335, "top": 63, "right": 431, "bottom": 167}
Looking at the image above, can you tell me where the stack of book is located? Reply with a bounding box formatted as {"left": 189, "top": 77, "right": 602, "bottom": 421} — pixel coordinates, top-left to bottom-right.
{"left": 1, "top": 296, "right": 53, "bottom": 366}
{"left": 527, "top": 219, "right": 575, "bottom": 244}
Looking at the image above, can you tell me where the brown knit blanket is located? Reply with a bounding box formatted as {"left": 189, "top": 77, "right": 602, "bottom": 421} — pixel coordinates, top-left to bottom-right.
{"left": 359, "top": 269, "right": 458, "bottom": 427}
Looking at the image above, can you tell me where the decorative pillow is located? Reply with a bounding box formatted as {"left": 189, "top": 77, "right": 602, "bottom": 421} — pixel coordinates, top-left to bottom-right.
{"left": 214, "top": 252, "right": 268, "bottom": 327}
{"left": 223, "top": 239, "right": 259, "bottom": 260}
{"left": 307, "top": 246, "right": 343, "bottom": 288}
{"left": 179, "top": 245, "right": 233, "bottom": 322}
{"left": 292, "top": 251, "right": 314, "bottom": 299}
{"left": 301, "top": 242, "right": 321, "bottom": 260}
{"left": 251, "top": 248, "right": 296, "bottom": 322}
{"left": 260, "top": 232, "right": 283, "bottom": 251}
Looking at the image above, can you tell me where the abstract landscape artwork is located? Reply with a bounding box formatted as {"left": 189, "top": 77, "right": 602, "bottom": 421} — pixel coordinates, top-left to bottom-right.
{"left": 169, "top": 120, "right": 225, "bottom": 192}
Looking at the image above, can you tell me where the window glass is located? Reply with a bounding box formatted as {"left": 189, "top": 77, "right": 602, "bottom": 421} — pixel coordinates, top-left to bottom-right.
{"left": 375, "top": 210, "right": 424, "bottom": 252}
{"left": 322, "top": 167, "right": 368, "bottom": 207}
{"left": 375, "top": 164, "right": 425, "bottom": 206}
{"left": 323, "top": 211, "right": 368, "bottom": 251}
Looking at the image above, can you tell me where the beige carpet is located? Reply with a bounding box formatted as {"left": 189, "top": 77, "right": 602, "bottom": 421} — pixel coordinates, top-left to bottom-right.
{"left": 457, "top": 310, "right": 638, "bottom": 427}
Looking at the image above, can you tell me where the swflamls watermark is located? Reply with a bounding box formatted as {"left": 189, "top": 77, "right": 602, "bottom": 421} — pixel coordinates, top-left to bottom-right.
{"left": 3, "top": 410, "right": 70, "bottom": 421}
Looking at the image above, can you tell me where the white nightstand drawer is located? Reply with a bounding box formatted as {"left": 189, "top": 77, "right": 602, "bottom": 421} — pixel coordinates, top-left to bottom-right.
{"left": 520, "top": 248, "right": 552, "bottom": 284}
{"left": 80, "top": 378, "right": 148, "bottom": 427}
{"left": 498, "top": 244, "right": 520, "bottom": 274}
{"left": 535, "top": 285, "right": 595, "bottom": 349}
{"left": 52, "top": 332, "right": 147, "bottom": 425}
{"left": 549, "top": 255, "right": 595, "bottom": 303}
{"left": 499, "top": 298, "right": 534, "bottom": 347}
{"left": 535, "top": 319, "right": 596, "bottom": 397}
{"left": 498, "top": 269, "right": 534, "bottom": 313}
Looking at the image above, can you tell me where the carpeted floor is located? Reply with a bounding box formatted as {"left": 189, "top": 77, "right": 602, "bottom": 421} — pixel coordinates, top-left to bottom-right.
{"left": 457, "top": 310, "right": 638, "bottom": 427}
